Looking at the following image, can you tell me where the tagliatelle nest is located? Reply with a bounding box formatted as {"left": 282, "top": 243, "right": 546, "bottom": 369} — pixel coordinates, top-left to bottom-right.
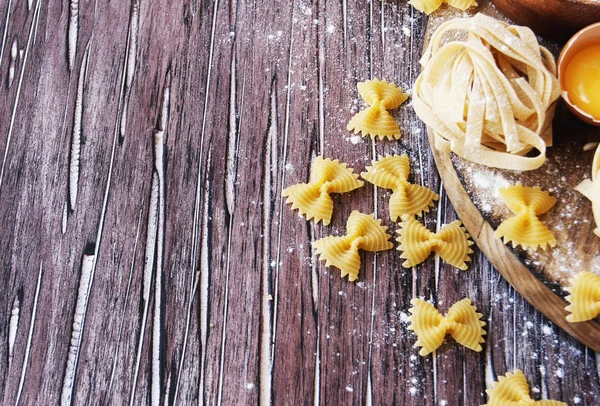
{"left": 412, "top": 13, "right": 560, "bottom": 171}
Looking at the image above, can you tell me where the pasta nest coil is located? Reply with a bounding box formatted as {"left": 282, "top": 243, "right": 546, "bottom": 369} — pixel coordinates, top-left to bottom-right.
{"left": 412, "top": 13, "right": 561, "bottom": 170}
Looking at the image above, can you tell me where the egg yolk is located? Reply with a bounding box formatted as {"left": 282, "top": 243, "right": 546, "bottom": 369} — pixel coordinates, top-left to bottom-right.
{"left": 564, "top": 44, "right": 600, "bottom": 120}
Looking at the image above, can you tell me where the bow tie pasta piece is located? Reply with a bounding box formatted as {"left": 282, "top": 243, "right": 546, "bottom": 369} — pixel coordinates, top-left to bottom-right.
{"left": 445, "top": 0, "right": 477, "bottom": 10}
{"left": 409, "top": 0, "right": 476, "bottom": 14}
{"left": 282, "top": 157, "right": 364, "bottom": 225}
{"left": 494, "top": 183, "right": 557, "bottom": 250}
{"left": 408, "top": 298, "right": 486, "bottom": 356}
{"left": 483, "top": 369, "right": 567, "bottom": 406}
{"left": 412, "top": 14, "right": 560, "bottom": 170}
{"left": 347, "top": 79, "right": 409, "bottom": 140}
{"left": 361, "top": 155, "right": 439, "bottom": 221}
{"left": 313, "top": 211, "right": 393, "bottom": 281}
{"left": 408, "top": 0, "right": 442, "bottom": 14}
{"left": 565, "top": 272, "right": 600, "bottom": 322}
{"left": 397, "top": 215, "right": 473, "bottom": 270}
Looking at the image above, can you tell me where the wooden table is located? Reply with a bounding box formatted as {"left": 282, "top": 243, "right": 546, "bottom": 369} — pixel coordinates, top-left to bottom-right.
{"left": 1, "top": 1, "right": 598, "bottom": 404}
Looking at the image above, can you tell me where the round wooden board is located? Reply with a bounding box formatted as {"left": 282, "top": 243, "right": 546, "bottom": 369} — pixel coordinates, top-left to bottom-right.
{"left": 428, "top": 130, "right": 600, "bottom": 352}
{"left": 423, "top": 3, "right": 600, "bottom": 352}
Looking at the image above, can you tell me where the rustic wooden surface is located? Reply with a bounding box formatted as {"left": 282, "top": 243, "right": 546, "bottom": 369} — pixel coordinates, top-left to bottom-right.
{"left": 0, "top": 1, "right": 599, "bottom": 405}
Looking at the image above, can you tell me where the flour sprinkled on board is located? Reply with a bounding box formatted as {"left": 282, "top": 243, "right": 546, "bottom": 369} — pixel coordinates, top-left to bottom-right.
{"left": 471, "top": 171, "right": 510, "bottom": 197}
{"left": 451, "top": 137, "right": 600, "bottom": 287}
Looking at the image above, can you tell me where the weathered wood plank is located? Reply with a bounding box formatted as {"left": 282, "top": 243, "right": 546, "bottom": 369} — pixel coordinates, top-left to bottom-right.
{"left": 268, "top": 0, "right": 321, "bottom": 403}
{"left": 1, "top": 1, "right": 600, "bottom": 405}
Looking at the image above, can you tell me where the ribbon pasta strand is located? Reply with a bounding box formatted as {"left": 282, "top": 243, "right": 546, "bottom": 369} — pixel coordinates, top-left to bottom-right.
{"left": 282, "top": 157, "right": 364, "bottom": 225}
{"left": 412, "top": 13, "right": 560, "bottom": 170}
{"left": 483, "top": 369, "right": 567, "bottom": 405}
{"left": 313, "top": 211, "right": 393, "bottom": 281}
{"left": 361, "top": 155, "right": 439, "bottom": 221}
{"left": 397, "top": 215, "right": 473, "bottom": 270}
{"left": 565, "top": 271, "right": 600, "bottom": 322}
{"left": 347, "top": 79, "right": 409, "bottom": 140}
{"left": 408, "top": 298, "right": 486, "bottom": 356}
{"left": 494, "top": 183, "right": 557, "bottom": 250}
{"left": 574, "top": 143, "right": 600, "bottom": 237}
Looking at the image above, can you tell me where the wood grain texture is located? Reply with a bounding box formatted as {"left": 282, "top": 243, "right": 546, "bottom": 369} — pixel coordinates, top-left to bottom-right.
{"left": 0, "top": 1, "right": 599, "bottom": 405}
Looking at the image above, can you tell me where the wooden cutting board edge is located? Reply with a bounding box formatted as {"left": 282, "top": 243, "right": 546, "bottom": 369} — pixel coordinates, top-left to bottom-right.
{"left": 428, "top": 130, "right": 600, "bottom": 352}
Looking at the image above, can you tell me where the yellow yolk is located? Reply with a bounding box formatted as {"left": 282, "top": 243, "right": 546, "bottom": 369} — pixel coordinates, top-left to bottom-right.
{"left": 564, "top": 44, "right": 600, "bottom": 120}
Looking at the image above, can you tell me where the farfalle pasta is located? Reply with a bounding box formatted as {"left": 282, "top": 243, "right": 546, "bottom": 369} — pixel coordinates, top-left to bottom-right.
{"left": 565, "top": 271, "right": 600, "bottom": 322}
{"left": 282, "top": 156, "right": 363, "bottom": 225}
{"left": 409, "top": 0, "right": 476, "bottom": 14}
{"left": 408, "top": 298, "right": 486, "bottom": 356}
{"left": 494, "top": 183, "right": 557, "bottom": 250}
{"left": 412, "top": 14, "right": 560, "bottom": 170}
{"left": 361, "top": 155, "right": 439, "bottom": 221}
{"left": 313, "top": 211, "right": 393, "bottom": 281}
{"left": 397, "top": 215, "right": 473, "bottom": 270}
{"left": 483, "top": 369, "right": 567, "bottom": 405}
{"left": 347, "top": 79, "right": 409, "bottom": 140}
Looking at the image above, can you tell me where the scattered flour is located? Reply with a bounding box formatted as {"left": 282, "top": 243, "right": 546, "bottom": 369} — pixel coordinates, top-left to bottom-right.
{"left": 542, "top": 325, "right": 553, "bottom": 336}
{"left": 347, "top": 135, "right": 363, "bottom": 145}
{"left": 471, "top": 171, "right": 510, "bottom": 197}
{"left": 399, "top": 311, "right": 410, "bottom": 324}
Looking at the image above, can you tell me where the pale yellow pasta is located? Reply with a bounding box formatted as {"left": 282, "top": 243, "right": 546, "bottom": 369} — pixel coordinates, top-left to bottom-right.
{"left": 347, "top": 79, "right": 409, "bottom": 140}
{"left": 483, "top": 369, "right": 567, "bottom": 406}
{"left": 313, "top": 211, "right": 393, "bottom": 281}
{"left": 574, "top": 143, "right": 600, "bottom": 237}
{"left": 361, "top": 155, "right": 439, "bottom": 221}
{"left": 412, "top": 14, "right": 560, "bottom": 170}
{"left": 408, "top": 298, "right": 486, "bottom": 356}
{"left": 494, "top": 183, "right": 557, "bottom": 250}
{"left": 445, "top": 0, "right": 477, "bottom": 10}
{"left": 397, "top": 214, "right": 473, "bottom": 270}
{"left": 409, "top": 0, "right": 476, "bottom": 14}
{"left": 408, "top": 0, "right": 443, "bottom": 15}
{"left": 282, "top": 157, "right": 363, "bottom": 225}
{"left": 565, "top": 271, "right": 600, "bottom": 322}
